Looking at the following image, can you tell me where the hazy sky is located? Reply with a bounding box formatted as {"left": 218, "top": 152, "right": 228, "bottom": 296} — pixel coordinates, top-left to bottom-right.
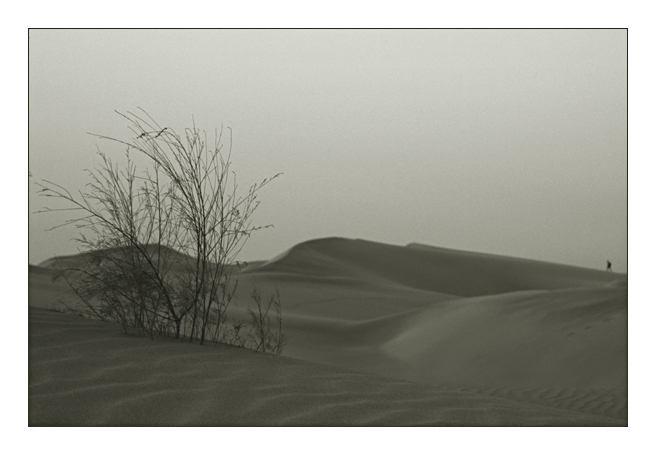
{"left": 28, "top": 29, "right": 627, "bottom": 272}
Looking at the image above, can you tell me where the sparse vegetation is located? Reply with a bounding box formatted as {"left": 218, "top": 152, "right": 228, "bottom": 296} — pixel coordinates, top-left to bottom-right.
{"left": 245, "top": 282, "right": 286, "bottom": 354}
{"left": 36, "top": 110, "right": 285, "bottom": 352}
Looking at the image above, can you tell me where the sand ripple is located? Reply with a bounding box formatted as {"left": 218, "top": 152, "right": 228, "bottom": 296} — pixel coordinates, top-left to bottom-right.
{"left": 29, "top": 308, "right": 625, "bottom": 426}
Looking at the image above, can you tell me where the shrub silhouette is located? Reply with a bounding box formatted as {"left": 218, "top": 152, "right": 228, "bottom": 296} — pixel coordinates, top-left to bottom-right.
{"left": 37, "top": 109, "right": 285, "bottom": 351}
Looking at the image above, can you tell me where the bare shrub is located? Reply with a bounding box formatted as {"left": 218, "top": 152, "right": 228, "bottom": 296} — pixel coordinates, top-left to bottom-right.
{"left": 37, "top": 110, "right": 282, "bottom": 347}
{"left": 245, "top": 283, "right": 287, "bottom": 354}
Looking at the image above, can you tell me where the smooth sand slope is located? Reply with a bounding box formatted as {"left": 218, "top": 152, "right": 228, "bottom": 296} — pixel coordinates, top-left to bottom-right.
{"left": 29, "top": 237, "right": 627, "bottom": 425}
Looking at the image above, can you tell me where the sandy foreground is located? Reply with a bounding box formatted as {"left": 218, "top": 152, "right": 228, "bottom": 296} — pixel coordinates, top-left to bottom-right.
{"left": 29, "top": 237, "right": 627, "bottom": 426}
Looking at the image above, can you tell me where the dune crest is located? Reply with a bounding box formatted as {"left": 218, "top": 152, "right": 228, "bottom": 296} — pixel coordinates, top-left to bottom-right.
{"left": 250, "top": 237, "right": 622, "bottom": 296}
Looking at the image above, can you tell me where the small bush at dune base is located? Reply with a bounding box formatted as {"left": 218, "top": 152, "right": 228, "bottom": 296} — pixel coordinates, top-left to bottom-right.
{"left": 37, "top": 109, "right": 285, "bottom": 352}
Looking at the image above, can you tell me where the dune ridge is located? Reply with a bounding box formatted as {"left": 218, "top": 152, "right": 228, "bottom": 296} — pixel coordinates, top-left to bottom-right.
{"left": 250, "top": 237, "right": 623, "bottom": 296}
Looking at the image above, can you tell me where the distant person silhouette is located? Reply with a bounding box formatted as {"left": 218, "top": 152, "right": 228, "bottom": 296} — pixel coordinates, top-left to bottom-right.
{"left": 606, "top": 260, "right": 612, "bottom": 272}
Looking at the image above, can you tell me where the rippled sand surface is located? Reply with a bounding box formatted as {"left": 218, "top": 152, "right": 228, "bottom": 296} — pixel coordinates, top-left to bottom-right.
{"left": 29, "top": 238, "right": 627, "bottom": 426}
{"left": 29, "top": 308, "right": 625, "bottom": 426}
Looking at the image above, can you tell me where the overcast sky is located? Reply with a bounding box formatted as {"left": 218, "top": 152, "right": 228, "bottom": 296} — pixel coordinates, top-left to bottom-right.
{"left": 28, "top": 29, "right": 627, "bottom": 272}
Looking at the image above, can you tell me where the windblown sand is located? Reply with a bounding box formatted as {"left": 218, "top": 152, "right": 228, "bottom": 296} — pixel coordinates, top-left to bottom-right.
{"left": 29, "top": 238, "right": 627, "bottom": 426}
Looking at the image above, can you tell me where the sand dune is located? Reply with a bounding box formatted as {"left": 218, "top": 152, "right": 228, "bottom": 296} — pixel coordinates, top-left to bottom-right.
{"left": 38, "top": 244, "right": 209, "bottom": 275}
{"left": 251, "top": 237, "right": 620, "bottom": 295}
{"left": 29, "top": 237, "right": 627, "bottom": 426}
{"left": 382, "top": 287, "right": 627, "bottom": 389}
